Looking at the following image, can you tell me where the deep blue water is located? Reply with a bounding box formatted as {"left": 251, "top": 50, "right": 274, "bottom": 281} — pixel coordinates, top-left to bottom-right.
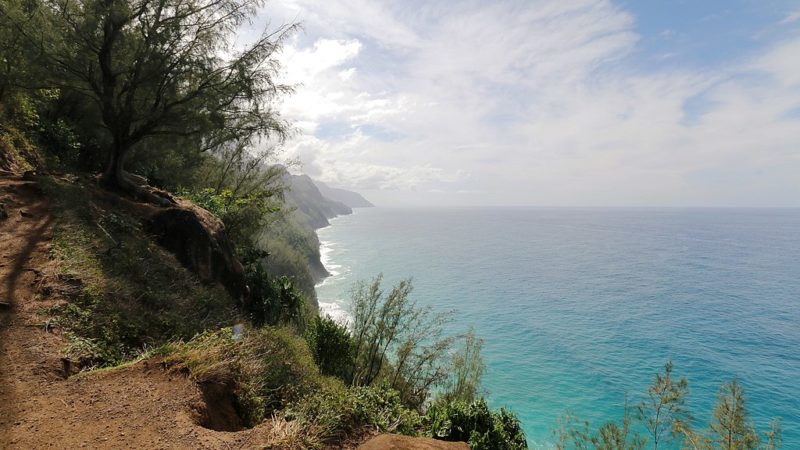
{"left": 315, "top": 207, "right": 800, "bottom": 448}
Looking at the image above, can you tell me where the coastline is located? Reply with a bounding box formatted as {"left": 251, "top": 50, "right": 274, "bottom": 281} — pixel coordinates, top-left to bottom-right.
{"left": 313, "top": 211, "right": 356, "bottom": 323}
{"left": 315, "top": 213, "right": 345, "bottom": 285}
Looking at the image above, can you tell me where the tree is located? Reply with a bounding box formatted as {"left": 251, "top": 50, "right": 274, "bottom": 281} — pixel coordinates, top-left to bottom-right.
{"left": 710, "top": 380, "right": 758, "bottom": 450}
{"left": 0, "top": 0, "right": 35, "bottom": 100}
{"left": 348, "top": 275, "right": 457, "bottom": 408}
{"left": 670, "top": 379, "right": 781, "bottom": 450}
{"left": 554, "top": 368, "right": 782, "bottom": 450}
{"left": 5, "top": 0, "right": 292, "bottom": 201}
{"left": 637, "top": 361, "right": 691, "bottom": 450}
{"left": 554, "top": 398, "right": 645, "bottom": 450}
{"left": 763, "top": 418, "right": 782, "bottom": 450}
{"left": 438, "top": 329, "right": 485, "bottom": 404}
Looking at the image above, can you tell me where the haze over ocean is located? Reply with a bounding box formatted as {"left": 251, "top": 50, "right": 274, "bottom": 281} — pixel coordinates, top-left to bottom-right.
{"left": 315, "top": 207, "right": 800, "bottom": 448}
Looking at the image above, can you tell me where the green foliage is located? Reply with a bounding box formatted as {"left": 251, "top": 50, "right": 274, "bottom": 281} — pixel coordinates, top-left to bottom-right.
{"left": 6, "top": 92, "right": 41, "bottom": 128}
{"left": 438, "top": 330, "right": 485, "bottom": 405}
{"left": 674, "top": 380, "right": 783, "bottom": 450}
{"left": 763, "top": 419, "right": 783, "bottom": 450}
{"left": 287, "top": 382, "right": 421, "bottom": 444}
{"left": 179, "top": 187, "right": 279, "bottom": 248}
{"left": 554, "top": 364, "right": 782, "bottom": 450}
{"left": 244, "top": 263, "right": 308, "bottom": 330}
{"left": 168, "top": 327, "right": 324, "bottom": 427}
{"left": 555, "top": 400, "right": 645, "bottom": 450}
{"left": 0, "top": 121, "right": 39, "bottom": 172}
{"left": 37, "top": 117, "right": 82, "bottom": 167}
{"left": 426, "top": 398, "right": 528, "bottom": 450}
{"left": 305, "top": 315, "right": 355, "bottom": 381}
{"left": 6, "top": 0, "right": 294, "bottom": 190}
{"left": 710, "top": 380, "right": 759, "bottom": 450}
{"left": 349, "top": 275, "right": 456, "bottom": 408}
{"left": 0, "top": 0, "right": 50, "bottom": 100}
{"left": 637, "top": 361, "right": 690, "bottom": 450}
{"left": 258, "top": 213, "right": 322, "bottom": 300}
{"left": 0, "top": 96, "right": 43, "bottom": 172}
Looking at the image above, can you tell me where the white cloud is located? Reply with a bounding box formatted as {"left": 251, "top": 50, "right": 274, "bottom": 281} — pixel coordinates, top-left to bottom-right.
{"left": 258, "top": 0, "right": 800, "bottom": 206}
{"left": 751, "top": 39, "right": 800, "bottom": 87}
{"left": 780, "top": 10, "right": 800, "bottom": 24}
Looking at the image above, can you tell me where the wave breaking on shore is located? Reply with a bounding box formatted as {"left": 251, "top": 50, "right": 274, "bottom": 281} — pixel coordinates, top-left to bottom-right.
{"left": 315, "top": 220, "right": 351, "bottom": 324}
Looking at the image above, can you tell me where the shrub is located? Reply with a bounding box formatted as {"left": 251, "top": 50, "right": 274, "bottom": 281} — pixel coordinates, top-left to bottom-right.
{"left": 438, "top": 330, "right": 485, "bottom": 404}
{"left": 349, "top": 276, "right": 456, "bottom": 409}
{"left": 554, "top": 364, "right": 783, "bottom": 450}
{"left": 245, "top": 263, "right": 309, "bottom": 330}
{"left": 305, "top": 315, "right": 355, "bottom": 381}
{"left": 287, "top": 382, "right": 421, "bottom": 444}
{"left": 168, "top": 327, "right": 324, "bottom": 427}
{"left": 37, "top": 117, "right": 82, "bottom": 168}
{"left": 178, "top": 187, "right": 278, "bottom": 248}
{"left": 426, "top": 398, "right": 528, "bottom": 450}
{"left": 0, "top": 119, "right": 40, "bottom": 172}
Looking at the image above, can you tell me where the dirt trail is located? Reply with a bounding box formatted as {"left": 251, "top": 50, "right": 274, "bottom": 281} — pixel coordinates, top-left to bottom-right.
{"left": 0, "top": 175, "right": 289, "bottom": 449}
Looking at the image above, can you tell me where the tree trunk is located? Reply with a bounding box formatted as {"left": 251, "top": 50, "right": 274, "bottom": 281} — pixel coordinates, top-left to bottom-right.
{"left": 99, "top": 142, "right": 175, "bottom": 206}
{"left": 101, "top": 143, "right": 130, "bottom": 191}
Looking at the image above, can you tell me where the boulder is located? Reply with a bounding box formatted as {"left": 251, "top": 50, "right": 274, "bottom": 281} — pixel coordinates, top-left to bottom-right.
{"left": 146, "top": 199, "right": 247, "bottom": 302}
{"left": 357, "top": 434, "right": 470, "bottom": 450}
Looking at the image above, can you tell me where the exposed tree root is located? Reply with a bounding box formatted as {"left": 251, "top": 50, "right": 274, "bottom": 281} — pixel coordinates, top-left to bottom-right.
{"left": 99, "top": 170, "right": 177, "bottom": 207}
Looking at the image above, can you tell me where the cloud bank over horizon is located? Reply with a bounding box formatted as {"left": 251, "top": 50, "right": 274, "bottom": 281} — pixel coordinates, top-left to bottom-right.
{"left": 252, "top": 0, "right": 800, "bottom": 207}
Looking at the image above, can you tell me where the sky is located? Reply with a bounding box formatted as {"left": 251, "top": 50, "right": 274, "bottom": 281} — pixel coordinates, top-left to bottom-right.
{"left": 246, "top": 0, "right": 800, "bottom": 207}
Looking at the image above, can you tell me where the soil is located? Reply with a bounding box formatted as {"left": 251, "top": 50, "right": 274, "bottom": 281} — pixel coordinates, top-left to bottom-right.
{"left": 357, "top": 434, "right": 470, "bottom": 450}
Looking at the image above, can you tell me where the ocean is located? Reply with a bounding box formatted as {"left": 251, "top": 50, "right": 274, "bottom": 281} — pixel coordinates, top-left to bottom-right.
{"left": 315, "top": 207, "right": 800, "bottom": 448}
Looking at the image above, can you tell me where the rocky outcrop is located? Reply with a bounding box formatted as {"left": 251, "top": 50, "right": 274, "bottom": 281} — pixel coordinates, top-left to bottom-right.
{"left": 358, "top": 434, "right": 470, "bottom": 450}
{"left": 145, "top": 199, "right": 247, "bottom": 302}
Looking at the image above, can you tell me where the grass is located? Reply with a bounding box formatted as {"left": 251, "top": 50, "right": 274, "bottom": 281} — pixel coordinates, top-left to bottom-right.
{"left": 41, "top": 176, "right": 240, "bottom": 367}
{"left": 164, "top": 326, "right": 328, "bottom": 427}
{"left": 163, "top": 326, "right": 423, "bottom": 448}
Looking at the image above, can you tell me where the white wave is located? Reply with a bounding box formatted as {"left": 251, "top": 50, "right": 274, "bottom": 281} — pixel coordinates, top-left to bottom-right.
{"left": 315, "top": 218, "right": 350, "bottom": 321}
{"left": 318, "top": 240, "right": 341, "bottom": 278}
{"left": 316, "top": 239, "right": 345, "bottom": 288}
{"left": 317, "top": 299, "right": 352, "bottom": 325}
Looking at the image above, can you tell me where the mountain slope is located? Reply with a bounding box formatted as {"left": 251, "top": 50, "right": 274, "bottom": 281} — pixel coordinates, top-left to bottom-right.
{"left": 314, "top": 181, "right": 374, "bottom": 208}
{"left": 282, "top": 174, "right": 352, "bottom": 230}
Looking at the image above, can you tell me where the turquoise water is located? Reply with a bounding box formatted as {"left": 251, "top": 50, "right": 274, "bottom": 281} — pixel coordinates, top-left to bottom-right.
{"left": 315, "top": 207, "right": 800, "bottom": 448}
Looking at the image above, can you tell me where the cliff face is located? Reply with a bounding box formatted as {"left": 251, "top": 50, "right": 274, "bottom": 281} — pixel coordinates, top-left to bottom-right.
{"left": 274, "top": 173, "right": 372, "bottom": 289}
